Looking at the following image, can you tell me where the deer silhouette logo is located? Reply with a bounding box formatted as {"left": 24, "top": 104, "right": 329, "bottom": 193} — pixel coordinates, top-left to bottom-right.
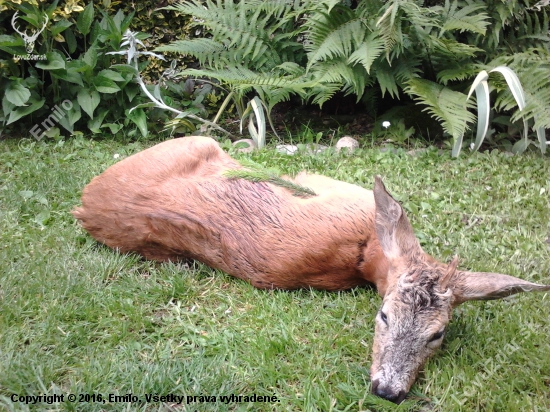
{"left": 11, "top": 11, "right": 49, "bottom": 54}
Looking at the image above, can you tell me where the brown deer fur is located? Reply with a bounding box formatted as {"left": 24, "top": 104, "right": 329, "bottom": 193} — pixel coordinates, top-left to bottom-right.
{"left": 73, "top": 136, "right": 550, "bottom": 404}
{"left": 73, "top": 136, "right": 390, "bottom": 292}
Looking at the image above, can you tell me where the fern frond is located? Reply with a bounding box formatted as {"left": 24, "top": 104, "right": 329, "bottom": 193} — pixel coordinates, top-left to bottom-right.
{"left": 305, "top": 4, "right": 368, "bottom": 70}
{"left": 376, "top": 70, "right": 399, "bottom": 99}
{"left": 376, "top": 0, "right": 438, "bottom": 56}
{"left": 306, "top": 82, "right": 343, "bottom": 106}
{"left": 486, "top": 49, "right": 550, "bottom": 131}
{"left": 391, "top": 57, "right": 422, "bottom": 83}
{"left": 179, "top": 66, "right": 325, "bottom": 109}
{"left": 274, "top": 62, "right": 306, "bottom": 77}
{"left": 156, "top": 39, "right": 228, "bottom": 67}
{"left": 181, "top": 67, "right": 314, "bottom": 88}
{"left": 509, "top": 67, "right": 550, "bottom": 130}
{"left": 437, "top": 0, "right": 489, "bottom": 36}
{"left": 437, "top": 66, "right": 480, "bottom": 85}
{"left": 310, "top": 59, "right": 371, "bottom": 98}
{"left": 162, "top": 0, "right": 299, "bottom": 70}
{"left": 347, "top": 32, "right": 385, "bottom": 74}
{"left": 428, "top": 36, "right": 483, "bottom": 58}
{"left": 375, "top": 1, "right": 402, "bottom": 54}
{"left": 406, "top": 78, "right": 476, "bottom": 138}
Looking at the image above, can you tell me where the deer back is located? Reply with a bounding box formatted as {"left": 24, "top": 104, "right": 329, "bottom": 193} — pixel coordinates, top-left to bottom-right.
{"left": 73, "top": 136, "right": 389, "bottom": 291}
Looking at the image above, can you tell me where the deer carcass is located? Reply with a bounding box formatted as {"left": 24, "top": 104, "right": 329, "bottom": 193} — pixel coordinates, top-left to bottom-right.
{"left": 72, "top": 136, "right": 550, "bottom": 403}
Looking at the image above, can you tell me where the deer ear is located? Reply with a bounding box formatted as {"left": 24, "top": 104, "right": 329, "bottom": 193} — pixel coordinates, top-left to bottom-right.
{"left": 373, "top": 176, "right": 422, "bottom": 260}
{"left": 451, "top": 270, "right": 550, "bottom": 306}
{"left": 440, "top": 255, "right": 459, "bottom": 291}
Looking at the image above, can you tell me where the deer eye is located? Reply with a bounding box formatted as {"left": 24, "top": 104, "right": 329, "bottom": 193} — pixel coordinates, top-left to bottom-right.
{"left": 428, "top": 329, "right": 445, "bottom": 343}
{"left": 379, "top": 311, "right": 388, "bottom": 325}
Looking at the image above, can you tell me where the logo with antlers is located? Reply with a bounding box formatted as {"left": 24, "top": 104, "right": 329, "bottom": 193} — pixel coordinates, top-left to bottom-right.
{"left": 12, "top": 11, "right": 49, "bottom": 54}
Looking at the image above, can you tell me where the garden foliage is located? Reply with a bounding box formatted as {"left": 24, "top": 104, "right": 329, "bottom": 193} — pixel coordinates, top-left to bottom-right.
{"left": 1, "top": 0, "right": 549, "bottom": 154}
{"left": 0, "top": 0, "right": 209, "bottom": 138}
{"left": 161, "top": 0, "right": 550, "bottom": 153}
{"left": 0, "top": 1, "right": 144, "bottom": 137}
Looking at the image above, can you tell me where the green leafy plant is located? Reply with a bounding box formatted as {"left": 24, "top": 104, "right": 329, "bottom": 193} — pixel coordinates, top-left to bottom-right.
{"left": 108, "top": 29, "right": 230, "bottom": 136}
{"left": 309, "top": 0, "right": 549, "bottom": 153}
{"left": 160, "top": 0, "right": 550, "bottom": 154}
{"left": 371, "top": 119, "right": 416, "bottom": 147}
{"left": 0, "top": 3, "right": 174, "bottom": 138}
{"left": 157, "top": 0, "right": 342, "bottom": 147}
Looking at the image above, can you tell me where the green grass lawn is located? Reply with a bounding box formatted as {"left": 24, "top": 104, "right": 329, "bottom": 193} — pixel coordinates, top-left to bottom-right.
{"left": 1, "top": 136, "right": 549, "bottom": 411}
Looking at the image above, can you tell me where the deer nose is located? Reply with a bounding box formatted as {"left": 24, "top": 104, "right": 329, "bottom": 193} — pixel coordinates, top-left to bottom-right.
{"left": 371, "top": 380, "right": 407, "bottom": 404}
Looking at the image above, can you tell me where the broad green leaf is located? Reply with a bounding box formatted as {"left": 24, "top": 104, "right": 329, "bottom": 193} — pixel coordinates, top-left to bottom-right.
{"left": 102, "top": 123, "right": 123, "bottom": 134}
{"left": 77, "top": 89, "right": 100, "bottom": 118}
{"left": 93, "top": 76, "right": 121, "bottom": 93}
{"left": 45, "top": 1, "right": 59, "bottom": 14}
{"left": 50, "top": 20, "right": 73, "bottom": 37}
{"left": 110, "top": 64, "right": 138, "bottom": 76}
{"left": 44, "top": 127, "right": 60, "bottom": 139}
{"left": 87, "top": 109, "right": 109, "bottom": 133}
{"left": 66, "top": 59, "right": 89, "bottom": 73}
{"left": 64, "top": 28, "right": 77, "bottom": 54}
{"left": 124, "top": 84, "right": 140, "bottom": 102}
{"left": 0, "top": 34, "right": 18, "bottom": 45}
{"left": 127, "top": 108, "right": 148, "bottom": 137}
{"left": 34, "top": 210, "right": 51, "bottom": 226}
{"left": 153, "top": 83, "right": 163, "bottom": 101}
{"left": 50, "top": 67, "right": 84, "bottom": 86}
{"left": 2, "top": 95, "right": 16, "bottom": 117}
{"left": 76, "top": 2, "right": 94, "bottom": 35}
{"left": 5, "top": 82, "right": 31, "bottom": 106}
{"left": 512, "top": 138, "right": 531, "bottom": 154}
{"left": 7, "top": 98, "right": 45, "bottom": 124}
{"left": 98, "top": 69, "right": 126, "bottom": 82}
{"left": 57, "top": 103, "right": 81, "bottom": 133}
{"left": 36, "top": 52, "right": 66, "bottom": 70}
{"left": 83, "top": 45, "right": 98, "bottom": 68}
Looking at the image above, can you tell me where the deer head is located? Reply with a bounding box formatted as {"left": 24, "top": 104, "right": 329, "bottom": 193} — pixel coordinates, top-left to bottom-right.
{"left": 369, "top": 177, "right": 550, "bottom": 403}
{"left": 12, "top": 11, "right": 49, "bottom": 54}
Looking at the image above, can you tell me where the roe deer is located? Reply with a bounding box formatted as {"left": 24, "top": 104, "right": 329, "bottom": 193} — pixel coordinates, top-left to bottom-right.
{"left": 72, "top": 136, "right": 550, "bottom": 404}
